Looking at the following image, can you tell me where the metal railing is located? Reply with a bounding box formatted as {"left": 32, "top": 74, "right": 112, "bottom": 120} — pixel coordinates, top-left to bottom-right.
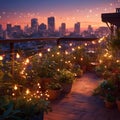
{"left": 0, "top": 37, "right": 100, "bottom": 76}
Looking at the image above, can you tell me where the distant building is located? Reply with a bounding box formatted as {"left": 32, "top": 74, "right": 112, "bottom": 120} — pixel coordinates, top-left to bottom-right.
{"left": 74, "top": 22, "right": 80, "bottom": 35}
{"left": 95, "top": 27, "right": 109, "bottom": 37}
{"left": 6, "top": 24, "right": 12, "bottom": 33}
{"left": 87, "top": 25, "right": 93, "bottom": 34}
{"left": 31, "top": 18, "right": 38, "bottom": 33}
{"left": 3, "top": 24, "right": 13, "bottom": 39}
{"left": 12, "top": 25, "right": 23, "bottom": 38}
{"left": 38, "top": 23, "right": 47, "bottom": 32}
{"left": 59, "top": 23, "right": 66, "bottom": 36}
{"left": 48, "top": 17, "right": 55, "bottom": 33}
{"left": 38, "top": 23, "right": 47, "bottom": 37}
{"left": 0, "top": 24, "right": 3, "bottom": 39}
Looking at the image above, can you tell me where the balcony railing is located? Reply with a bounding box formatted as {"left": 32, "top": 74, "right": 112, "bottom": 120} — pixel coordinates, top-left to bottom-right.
{"left": 0, "top": 37, "right": 104, "bottom": 76}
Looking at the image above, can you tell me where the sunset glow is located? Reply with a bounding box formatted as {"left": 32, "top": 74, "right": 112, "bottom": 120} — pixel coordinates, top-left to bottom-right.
{"left": 0, "top": 0, "right": 120, "bottom": 30}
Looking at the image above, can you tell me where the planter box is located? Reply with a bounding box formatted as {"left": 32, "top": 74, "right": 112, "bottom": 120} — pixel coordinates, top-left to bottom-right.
{"left": 104, "top": 100, "right": 115, "bottom": 109}
{"left": 48, "top": 89, "right": 61, "bottom": 100}
{"left": 61, "top": 83, "right": 72, "bottom": 94}
{"left": 32, "top": 111, "right": 44, "bottom": 120}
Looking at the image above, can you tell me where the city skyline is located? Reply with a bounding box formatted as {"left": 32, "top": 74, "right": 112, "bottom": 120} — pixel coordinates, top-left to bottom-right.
{"left": 0, "top": 0, "right": 120, "bottom": 30}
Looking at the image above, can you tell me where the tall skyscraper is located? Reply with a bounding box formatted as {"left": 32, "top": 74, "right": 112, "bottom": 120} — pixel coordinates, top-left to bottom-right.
{"left": 48, "top": 17, "right": 55, "bottom": 33}
{"left": 87, "top": 25, "right": 93, "bottom": 34}
{"left": 6, "top": 24, "right": 12, "bottom": 33}
{"left": 59, "top": 23, "right": 66, "bottom": 36}
{"left": 74, "top": 22, "right": 80, "bottom": 35}
{"left": 31, "top": 18, "right": 38, "bottom": 33}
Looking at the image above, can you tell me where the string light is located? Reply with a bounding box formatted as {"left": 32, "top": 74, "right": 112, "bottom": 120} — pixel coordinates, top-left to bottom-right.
{"left": 57, "top": 52, "right": 60, "bottom": 55}
{"left": 39, "top": 52, "right": 42, "bottom": 57}
{"left": 14, "top": 85, "right": 18, "bottom": 90}
{"left": 85, "top": 43, "right": 88, "bottom": 46}
{"left": 116, "top": 60, "right": 120, "bottom": 63}
{"left": 92, "top": 41, "right": 96, "bottom": 44}
{"left": 26, "top": 89, "right": 30, "bottom": 95}
{"left": 47, "top": 48, "right": 51, "bottom": 52}
{"left": 58, "top": 45, "right": 61, "bottom": 48}
{"left": 16, "top": 53, "right": 20, "bottom": 59}
{"left": 0, "top": 55, "right": 3, "bottom": 60}
{"left": 65, "top": 51, "right": 68, "bottom": 55}
{"left": 72, "top": 48, "right": 75, "bottom": 51}
{"left": 69, "top": 43, "right": 72, "bottom": 46}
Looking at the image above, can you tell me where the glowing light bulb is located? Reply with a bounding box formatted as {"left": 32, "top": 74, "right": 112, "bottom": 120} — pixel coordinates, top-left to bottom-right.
{"left": 0, "top": 55, "right": 3, "bottom": 60}
{"left": 39, "top": 53, "right": 42, "bottom": 57}
{"left": 85, "top": 43, "right": 87, "bottom": 46}
{"left": 47, "top": 48, "right": 51, "bottom": 52}
{"left": 52, "top": 54, "right": 54, "bottom": 57}
{"left": 26, "top": 89, "right": 30, "bottom": 95}
{"left": 25, "top": 58, "right": 29, "bottom": 64}
{"left": 65, "top": 51, "right": 68, "bottom": 55}
{"left": 72, "top": 48, "right": 75, "bottom": 51}
{"left": 74, "top": 57, "right": 76, "bottom": 59}
{"left": 16, "top": 53, "right": 20, "bottom": 58}
{"left": 57, "top": 52, "right": 60, "bottom": 55}
{"left": 12, "top": 93, "right": 15, "bottom": 96}
{"left": 99, "top": 60, "right": 102, "bottom": 63}
{"left": 116, "top": 60, "right": 120, "bottom": 63}
{"left": 81, "top": 58, "right": 83, "bottom": 61}
{"left": 69, "top": 43, "right": 72, "bottom": 46}
{"left": 14, "top": 85, "right": 18, "bottom": 90}
{"left": 58, "top": 45, "right": 61, "bottom": 48}
{"left": 92, "top": 41, "right": 96, "bottom": 44}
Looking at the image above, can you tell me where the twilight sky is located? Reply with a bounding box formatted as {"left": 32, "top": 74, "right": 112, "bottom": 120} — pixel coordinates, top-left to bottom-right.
{"left": 0, "top": 0, "right": 120, "bottom": 30}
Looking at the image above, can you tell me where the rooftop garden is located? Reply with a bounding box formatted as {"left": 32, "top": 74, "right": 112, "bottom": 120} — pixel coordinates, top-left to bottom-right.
{"left": 0, "top": 33, "right": 120, "bottom": 119}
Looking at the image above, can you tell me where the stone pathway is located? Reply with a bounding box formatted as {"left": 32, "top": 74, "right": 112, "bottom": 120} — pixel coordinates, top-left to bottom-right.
{"left": 44, "top": 73, "right": 120, "bottom": 120}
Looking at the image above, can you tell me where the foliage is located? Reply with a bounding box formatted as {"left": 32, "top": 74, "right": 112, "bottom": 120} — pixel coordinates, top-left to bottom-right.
{"left": 0, "top": 96, "right": 21, "bottom": 120}
{"left": 105, "top": 93, "right": 115, "bottom": 102}
{"left": 72, "top": 46, "right": 90, "bottom": 66}
{"left": 14, "top": 97, "right": 51, "bottom": 120}
{"left": 72, "top": 64, "right": 83, "bottom": 77}
{"left": 47, "top": 82, "right": 61, "bottom": 90}
{"left": 55, "top": 69, "right": 75, "bottom": 84}
{"left": 110, "top": 38, "right": 120, "bottom": 50}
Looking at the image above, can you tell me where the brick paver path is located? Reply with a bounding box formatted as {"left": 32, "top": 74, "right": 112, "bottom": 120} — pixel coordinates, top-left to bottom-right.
{"left": 44, "top": 73, "right": 120, "bottom": 120}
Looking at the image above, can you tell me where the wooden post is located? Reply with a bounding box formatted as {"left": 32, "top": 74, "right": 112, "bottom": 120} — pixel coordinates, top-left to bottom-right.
{"left": 10, "top": 42, "right": 14, "bottom": 77}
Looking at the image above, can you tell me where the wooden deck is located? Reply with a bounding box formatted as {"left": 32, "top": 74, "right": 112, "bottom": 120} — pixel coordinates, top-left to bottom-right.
{"left": 44, "top": 73, "right": 120, "bottom": 120}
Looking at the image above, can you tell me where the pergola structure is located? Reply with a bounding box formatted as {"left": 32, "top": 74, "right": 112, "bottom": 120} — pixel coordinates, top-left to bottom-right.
{"left": 102, "top": 8, "right": 120, "bottom": 37}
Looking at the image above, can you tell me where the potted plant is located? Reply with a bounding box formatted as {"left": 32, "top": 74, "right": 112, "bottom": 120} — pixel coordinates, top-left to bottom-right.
{"left": 47, "top": 82, "right": 62, "bottom": 100}
{"left": 104, "top": 93, "right": 115, "bottom": 109}
{"left": 55, "top": 69, "right": 75, "bottom": 94}
{"left": 72, "top": 64, "right": 83, "bottom": 77}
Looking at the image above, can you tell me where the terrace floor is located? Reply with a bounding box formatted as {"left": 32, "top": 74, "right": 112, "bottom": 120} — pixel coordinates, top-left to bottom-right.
{"left": 44, "top": 72, "right": 120, "bottom": 120}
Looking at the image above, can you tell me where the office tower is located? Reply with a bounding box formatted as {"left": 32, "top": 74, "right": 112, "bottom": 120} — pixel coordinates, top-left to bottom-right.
{"left": 38, "top": 23, "right": 47, "bottom": 37}
{"left": 74, "top": 22, "right": 80, "bottom": 35}
{"left": 59, "top": 23, "right": 66, "bottom": 36}
{"left": 38, "top": 23, "right": 47, "bottom": 32}
{"left": 31, "top": 18, "right": 38, "bottom": 33}
{"left": 87, "top": 25, "right": 93, "bottom": 34}
{"left": 6, "top": 24, "right": 12, "bottom": 33}
{"left": 48, "top": 17, "right": 55, "bottom": 33}
{"left": 0, "top": 24, "right": 3, "bottom": 39}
